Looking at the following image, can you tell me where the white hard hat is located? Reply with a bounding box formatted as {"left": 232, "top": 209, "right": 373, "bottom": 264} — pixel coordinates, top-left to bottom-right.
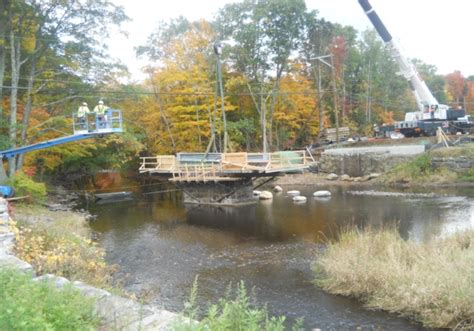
{"left": 99, "top": 100, "right": 104, "bottom": 105}
{"left": 82, "top": 102, "right": 87, "bottom": 106}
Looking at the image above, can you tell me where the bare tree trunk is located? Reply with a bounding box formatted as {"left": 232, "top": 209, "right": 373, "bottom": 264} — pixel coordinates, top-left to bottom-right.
{"left": 17, "top": 55, "right": 37, "bottom": 170}
{"left": 0, "top": 0, "right": 7, "bottom": 118}
{"left": 8, "top": 27, "right": 21, "bottom": 177}
{"left": 260, "top": 83, "right": 268, "bottom": 154}
{"left": 267, "top": 65, "right": 284, "bottom": 150}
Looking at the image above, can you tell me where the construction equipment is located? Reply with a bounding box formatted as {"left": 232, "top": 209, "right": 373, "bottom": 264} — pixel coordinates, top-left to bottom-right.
{"left": 358, "top": 0, "right": 474, "bottom": 137}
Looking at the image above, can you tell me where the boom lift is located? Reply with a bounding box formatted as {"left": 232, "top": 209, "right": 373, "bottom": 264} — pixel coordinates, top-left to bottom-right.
{"left": 0, "top": 109, "right": 123, "bottom": 160}
{"left": 358, "top": 0, "right": 473, "bottom": 137}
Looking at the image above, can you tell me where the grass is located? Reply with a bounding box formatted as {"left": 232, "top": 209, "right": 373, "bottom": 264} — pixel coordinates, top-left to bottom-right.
{"left": 314, "top": 228, "right": 474, "bottom": 329}
{"left": 382, "top": 149, "right": 470, "bottom": 185}
{"left": 173, "top": 278, "right": 303, "bottom": 331}
{"left": 12, "top": 204, "right": 116, "bottom": 289}
{"left": 430, "top": 143, "right": 474, "bottom": 158}
{"left": 0, "top": 268, "right": 99, "bottom": 330}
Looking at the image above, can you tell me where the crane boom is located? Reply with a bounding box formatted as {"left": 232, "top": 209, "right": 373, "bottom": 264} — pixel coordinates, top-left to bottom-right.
{"left": 358, "top": 0, "right": 448, "bottom": 121}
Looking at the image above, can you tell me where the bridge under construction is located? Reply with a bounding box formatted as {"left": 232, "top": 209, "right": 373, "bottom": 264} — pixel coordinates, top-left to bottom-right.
{"left": 140, "top": 150, "right": 315, "bottom": 205}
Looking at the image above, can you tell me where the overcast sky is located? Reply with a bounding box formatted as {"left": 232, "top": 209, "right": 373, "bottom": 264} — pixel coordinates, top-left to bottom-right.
{"left": 109, "top": 0, "right": 474, "bottom": 81}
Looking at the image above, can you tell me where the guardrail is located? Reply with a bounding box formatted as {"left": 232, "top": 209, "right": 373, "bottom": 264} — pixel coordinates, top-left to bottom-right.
{"left": 73, "top": 109, "right": 123, "bottom": 134}
{"left": 140, "top": 150, "right": 314, "bottom": 181}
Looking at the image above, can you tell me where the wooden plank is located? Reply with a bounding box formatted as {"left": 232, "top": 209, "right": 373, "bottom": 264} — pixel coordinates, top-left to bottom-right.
{"left": 222, "top": 153, "right": 248, "bottom": 170}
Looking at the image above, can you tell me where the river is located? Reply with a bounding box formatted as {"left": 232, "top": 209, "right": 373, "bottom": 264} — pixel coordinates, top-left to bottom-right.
{"left": 85, "top": 184, "right": 474, "bottom": 330}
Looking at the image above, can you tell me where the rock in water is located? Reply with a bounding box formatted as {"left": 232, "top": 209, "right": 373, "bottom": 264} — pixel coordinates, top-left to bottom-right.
{"left": 287, "top": 190, "right": 300, "bottom": 196}
{"left": 313, "top": 190, "right": 331, "bottom": 197}
{"left": 273, "top": 185, "right": 283, "bottom": 192}
{"left": 340, "top": 174, "right": 351, "bottom": 181}
{"left": 293, "top": 196, "right": 307, "bottom": 203}
{"left": 326, "top": 173, "right": 339, "bottom": 181}
{"left": 259, "top": 191, "right": 273, "bottom": 200}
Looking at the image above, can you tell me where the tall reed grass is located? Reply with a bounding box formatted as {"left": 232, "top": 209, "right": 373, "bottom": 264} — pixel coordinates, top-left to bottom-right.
{"left": 314, "top": 228, "right": 474, "bottom": 329}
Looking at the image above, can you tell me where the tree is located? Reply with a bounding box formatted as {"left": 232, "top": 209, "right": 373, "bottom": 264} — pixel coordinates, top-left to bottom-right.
{"left": 0, "top": 0, "right": 129, "bottom": 180}
{"left": 215, "top": 0, "right": 308, "bottom": 151}
{"left": 445, "top": 70, "right": 465, "bottom": 106}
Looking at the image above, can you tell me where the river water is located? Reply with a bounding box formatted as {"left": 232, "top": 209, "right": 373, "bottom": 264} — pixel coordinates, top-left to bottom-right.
{"left": 86, "top": 184, "right": 474, "bottom": 330}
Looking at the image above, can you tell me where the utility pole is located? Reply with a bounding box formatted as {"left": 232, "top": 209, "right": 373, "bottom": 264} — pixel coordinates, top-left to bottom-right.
{"left": 213, "top": 41, "right": 228, "bottom": 153}
{"left": 311, "top": 54, "right": 339, "bottom": 143}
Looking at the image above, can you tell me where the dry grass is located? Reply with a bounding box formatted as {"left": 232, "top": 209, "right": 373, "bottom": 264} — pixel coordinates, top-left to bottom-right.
{"left": 12, "top": 204, "right": 116, "bottom": 289}
{"left": 314, "top": 228, "right": 474, "bottom": 329}
{"left": 430, "top": 143, "right": 474, "bottom": 158}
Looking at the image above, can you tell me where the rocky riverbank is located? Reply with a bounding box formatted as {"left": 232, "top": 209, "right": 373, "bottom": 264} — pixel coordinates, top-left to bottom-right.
{"left": 0, "top": 198, "right": 181, "bottom": 330}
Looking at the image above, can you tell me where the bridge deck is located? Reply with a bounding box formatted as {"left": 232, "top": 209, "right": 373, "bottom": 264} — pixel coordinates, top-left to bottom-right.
{"left": 140, "top": 150, "right": 314, "bottom": 182}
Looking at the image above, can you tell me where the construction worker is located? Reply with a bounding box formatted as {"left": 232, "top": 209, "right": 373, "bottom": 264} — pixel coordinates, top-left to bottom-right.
{"left": 93, "top": 100, "right": 109, "bottom": 128}
{"left": 77, "top": 102, "right": 90, "bottom": 129}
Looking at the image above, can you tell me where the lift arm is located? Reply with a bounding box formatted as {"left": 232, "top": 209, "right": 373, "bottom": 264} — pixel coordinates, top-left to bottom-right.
{"left": 1, "top": 109, "right": 123, "bottom": 159}
{"left": 0, "top": 132, "right": 108, "bottom": 159}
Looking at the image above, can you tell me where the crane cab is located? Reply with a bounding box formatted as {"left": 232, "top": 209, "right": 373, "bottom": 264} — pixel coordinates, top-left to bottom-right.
{"left": 73, "top": 109, "right": 123, "bottom": 135}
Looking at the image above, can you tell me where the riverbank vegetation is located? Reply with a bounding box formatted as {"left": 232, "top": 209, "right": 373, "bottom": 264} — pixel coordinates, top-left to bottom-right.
{"left": 382, "top": 143, "right": 474, "bottom": 185}
{"left": 12, "top": 204, "right": 115, "bottom": 289}
{"left": 0, "top": 269, "right": 99, "bottom": 330}
{"left": 314, "top": 228, "right": 474, "bottom": 329}
{"left": 174, "top": 280, "right": 301, "bottom": 331}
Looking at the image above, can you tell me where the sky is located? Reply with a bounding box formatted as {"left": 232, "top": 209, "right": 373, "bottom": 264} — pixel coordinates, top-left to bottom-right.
{"left": 109, "top": 0, "right": 474, "bottom": 82}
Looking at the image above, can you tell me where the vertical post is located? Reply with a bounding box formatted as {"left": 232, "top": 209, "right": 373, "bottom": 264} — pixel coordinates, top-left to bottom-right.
{"left": 331, "top": 56, "right": 340, "bottom": 144}
{"left": 214, "top": 41, "right": 228, "bottom": 153}
{"left": 317, "top": 63, "right": 324, "bottom": 137}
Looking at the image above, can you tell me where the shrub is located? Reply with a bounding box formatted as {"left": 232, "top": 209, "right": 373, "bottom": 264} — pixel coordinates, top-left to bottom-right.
{"left": 7, "top": 171, "right": 47, "bottom": 202}
{"left": 173, "top": 279, "right": 303, "bottom": 331}
{"left": 12, "top": 206, "right": 115, "bottom": 289}
{"left": 0, "top": 269, "right": 99, "bottom": 329}
{"left": 314, "top": 228, "right": 474, "bottom": 329}
{"left": 383, "top": 153, "right": 457, "bottom": 184}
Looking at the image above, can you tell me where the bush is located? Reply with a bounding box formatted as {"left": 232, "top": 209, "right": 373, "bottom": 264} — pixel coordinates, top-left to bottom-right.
{"left": 314, "top": 228, "right": 474, "bottom": 329}
{"left": 7, "top": 171, "right": 47, "bottom": 202}
{"left": 12, "top": 206, "right": 115, "bottom": 289}
{"left": 0, "top": 269, "right": 99, "bottom": 329}
{"left": 383, "top": 153, "right": 457, "bottom": 184}
{"left": 173, "top": 279, "right": 303, "bottom": 331}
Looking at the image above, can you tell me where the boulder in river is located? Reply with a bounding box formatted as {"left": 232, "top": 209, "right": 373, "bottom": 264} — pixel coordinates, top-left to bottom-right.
{"left": 273, "top": 185, "right": 283, "bottom": 192}
{"left": 326, "top": 173, "right": 339, "bottom": 181}
{"left": 313, "top": 190, "right": 332, "bottom": 197}
{"left": 292, "top": 196, "right": 307, "bottom": 203}
{"left": 259, "top": 191, "right": 273, "bottom": 200}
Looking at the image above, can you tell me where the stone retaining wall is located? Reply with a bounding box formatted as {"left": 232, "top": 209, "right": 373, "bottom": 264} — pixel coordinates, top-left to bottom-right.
{"left": 431, "top": 156, "right": 474, "bottom": 172}
{"left": 0, "top": 198, "right": 181, "bottom": 330}
{"left": 318, "top": 145, "right": 426, "bottom": 176}
{"left": 319, "top": 153, "right": 417, "bottom": 177}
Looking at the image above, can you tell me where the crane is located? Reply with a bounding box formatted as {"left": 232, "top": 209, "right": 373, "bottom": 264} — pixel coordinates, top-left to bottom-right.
{"left": 358, "top": 0, "right": 450, "bottom": 122}
{"left": 358, "top": 0, "right": 474, "bottom": 137}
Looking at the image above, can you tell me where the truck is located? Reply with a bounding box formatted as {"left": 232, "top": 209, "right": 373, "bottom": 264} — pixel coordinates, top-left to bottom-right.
{"left": 358, "top": 0, "right": 474, "bottom": 137}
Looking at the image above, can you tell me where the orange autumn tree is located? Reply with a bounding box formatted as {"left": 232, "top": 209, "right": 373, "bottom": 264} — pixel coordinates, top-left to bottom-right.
{"left": 273, "top": 63, "right": 318, "bottom": 148}
{"left": 465, "top": 79, "right": 474, "bottom": 114}
{"left": 445, "top": 70, "right": 465, "bottom": 106}
{"left": 137, "top": 20, "right": 236, "bottom": 154}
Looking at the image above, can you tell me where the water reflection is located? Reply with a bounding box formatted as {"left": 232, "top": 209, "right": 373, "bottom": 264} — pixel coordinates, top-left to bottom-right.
{"left": 86, "top": 185, "right": 474, "bottom": 330}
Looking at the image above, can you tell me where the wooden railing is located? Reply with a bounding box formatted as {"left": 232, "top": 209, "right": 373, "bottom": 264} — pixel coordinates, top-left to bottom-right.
{"left": 140, "top": 150, "right": 314, "bottom": 180}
